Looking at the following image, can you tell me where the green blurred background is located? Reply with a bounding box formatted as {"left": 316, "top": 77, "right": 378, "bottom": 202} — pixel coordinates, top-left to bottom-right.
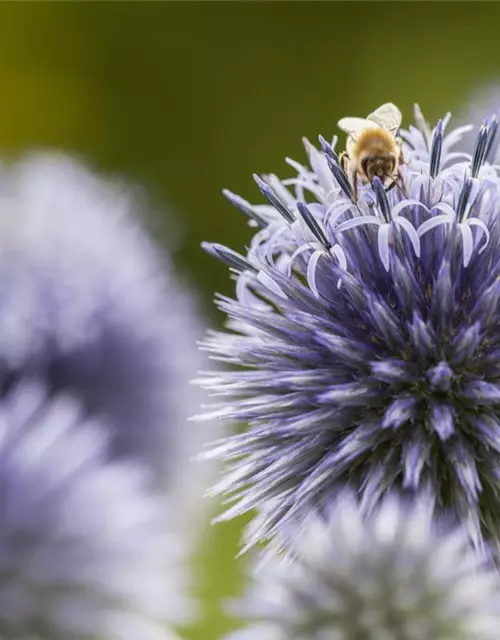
{"left": 2, "top": 2, "right": 500, "bottom": 639}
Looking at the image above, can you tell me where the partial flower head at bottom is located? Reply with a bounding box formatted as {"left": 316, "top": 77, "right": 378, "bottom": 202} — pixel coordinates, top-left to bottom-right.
{"left": 226, "top": 492, "right": 500, "bottom": 640}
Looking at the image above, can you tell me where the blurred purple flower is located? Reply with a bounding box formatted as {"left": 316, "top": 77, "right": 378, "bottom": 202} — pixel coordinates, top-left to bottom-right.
{"left": 200, "top": 105, "right": 500, "bottom": 554}
{"left": 457, "top": 84, "right": 500, "bottom": 161}
{"left": 0, "top": 154, "right": 218, "bottom": 537}
{"left": 0, "top": 377, "right": 186, "bottom": 639}
{"left": 227, "top": 492, "right": 500, "bottom": 640}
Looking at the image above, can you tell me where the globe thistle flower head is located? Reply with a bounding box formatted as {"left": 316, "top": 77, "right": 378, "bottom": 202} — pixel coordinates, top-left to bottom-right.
{"left": 0, "top": 378, "right": 186, "bottom": 639}
{"left": 200, "top": 104, "right": 500, "bottom": 553}
{"left": 226, "top": 492, "right": 500, "bottom": 640}
{"left": 0, "top": 154, "right": 219, "bottom": 533}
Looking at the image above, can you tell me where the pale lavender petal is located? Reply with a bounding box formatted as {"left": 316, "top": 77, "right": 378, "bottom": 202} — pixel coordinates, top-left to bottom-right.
{"left": 418, "top": 213, "right": 454, "bottom": 237}
{"left": 377, "top": 223, "right": 392, "bottom": 271}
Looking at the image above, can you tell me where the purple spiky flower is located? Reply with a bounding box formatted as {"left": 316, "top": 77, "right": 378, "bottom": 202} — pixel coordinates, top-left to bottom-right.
{"left": 199, "top": 104, "right": 500, "bottom": 554}
{"left": 0, "top": 154, "right": 219, "bottom": 539}
{"left": 0, "top": 378, "right": 187, "bottom": 639}
{"left": 226, "top": 491, "right": 500, "bottom": 640}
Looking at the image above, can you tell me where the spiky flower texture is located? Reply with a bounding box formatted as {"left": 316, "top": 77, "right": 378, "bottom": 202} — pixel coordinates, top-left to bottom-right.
{"left": 227, "top": 492, "right": 500, "bottom": 640}
{"left": 201, "top": 104, "right": 500, "bottom": 553}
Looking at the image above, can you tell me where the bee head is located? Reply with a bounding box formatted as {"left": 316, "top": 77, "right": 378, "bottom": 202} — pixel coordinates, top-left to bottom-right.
{"left": 362, "top": 155, "right": 396, "bottom": 186}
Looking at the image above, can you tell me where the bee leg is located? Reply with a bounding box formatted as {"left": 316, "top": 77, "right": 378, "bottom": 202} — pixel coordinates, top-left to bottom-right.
{"left": 339, "top": 152, "right": 349, "bottom": 172}
{"left": 339, "top": 153, "right": 358, "bottom": 201}
{"left": 394, "top": 174, "right": 408, "bottom": 198}
{"left": 395, "top": 137, "right": 406, "bottom": 165}
{"left": 351, "top": 169, "right": 359, "bottom": 201}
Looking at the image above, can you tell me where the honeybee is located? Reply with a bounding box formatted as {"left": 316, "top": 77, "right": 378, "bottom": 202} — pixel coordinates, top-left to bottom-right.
{"left": 337, "top": 103, "right": 406, "bottom": 199}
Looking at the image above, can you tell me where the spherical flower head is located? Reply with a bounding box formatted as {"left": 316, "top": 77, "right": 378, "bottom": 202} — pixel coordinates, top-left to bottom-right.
{"left": 0, "top": 377, "right": 186, "bottom": 639}
{"left": 201, "top": 104, "right": 500, "bottom": 553}
{"left": 0, "top": 153, "right": 219, "bottom": 538}
{"left": 226, "top": 492, "right": 500, "bottom": 640}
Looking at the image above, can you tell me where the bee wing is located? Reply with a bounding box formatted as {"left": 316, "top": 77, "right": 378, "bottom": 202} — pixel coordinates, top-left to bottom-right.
{"left": 366, "top": 103, "right": 402, "bottom": 134}
{"left": 337, "top": 117, "right": 380, "bottom": 140}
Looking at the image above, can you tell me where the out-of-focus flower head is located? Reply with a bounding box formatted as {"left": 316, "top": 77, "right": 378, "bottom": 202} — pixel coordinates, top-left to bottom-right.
{"left": 0, "top": 154, "right": 218, "bottom": 538}
{"left": 456, "top": 83, "right": 500, "bottom": 161}
{"left": 200, "top": 103, "right": 500, "bottom": 555}
{"left": 227, "top": 492, "right": 500, "bottom": 640}
{"left": 0, "top": 377, "right": 185, "bottom": 640}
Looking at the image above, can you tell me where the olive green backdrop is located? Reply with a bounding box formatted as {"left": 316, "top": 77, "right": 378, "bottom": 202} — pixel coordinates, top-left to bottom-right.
{"left": 1, "top": 3, "right": 499, "bottom": 639}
